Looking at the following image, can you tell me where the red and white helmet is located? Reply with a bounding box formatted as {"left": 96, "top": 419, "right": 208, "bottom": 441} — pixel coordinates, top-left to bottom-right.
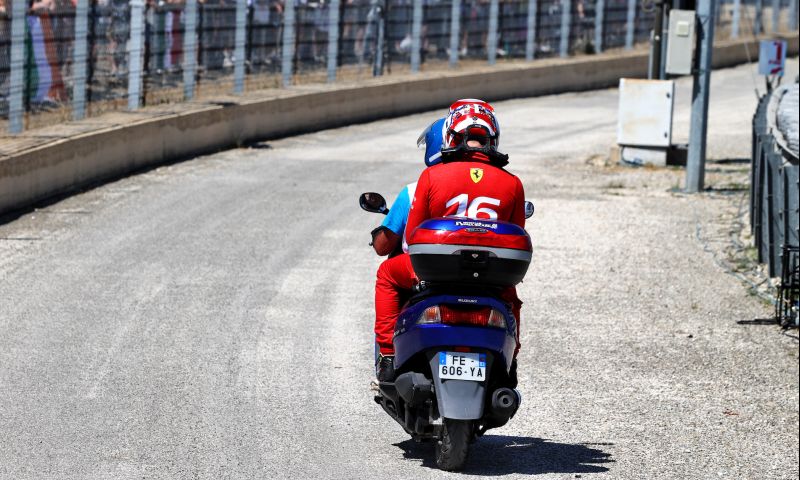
{"left": 448, "top": 98, "right": 495, "bottom": 114}
{"left": 442, "top": 99, "right": 502, "bottom": 157}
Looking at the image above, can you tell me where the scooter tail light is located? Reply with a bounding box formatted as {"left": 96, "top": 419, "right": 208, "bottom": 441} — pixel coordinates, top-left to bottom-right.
{"left": 487, "top": 308, "right": 507, "bottom": 328}
{"left": 417, "top": 305, "right": 507, "bottom": 328}
{"left": 440, "top": 306, "right": 491, "bottom": 326}
{"left": 417, "top": 306, "right": 441, "bottom": 324}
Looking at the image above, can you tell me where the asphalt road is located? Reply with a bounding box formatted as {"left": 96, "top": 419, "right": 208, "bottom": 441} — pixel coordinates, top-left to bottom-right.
{"left": 1, "top": 61, "right": 798, "bottom": 479}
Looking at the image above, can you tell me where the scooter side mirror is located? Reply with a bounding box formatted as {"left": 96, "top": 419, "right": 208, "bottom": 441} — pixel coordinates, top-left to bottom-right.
{"left": 360, "top": 192, "right": 389, "bottom": 215}
{"left": 524, "top": 200, "right": 535, "bottom": 219}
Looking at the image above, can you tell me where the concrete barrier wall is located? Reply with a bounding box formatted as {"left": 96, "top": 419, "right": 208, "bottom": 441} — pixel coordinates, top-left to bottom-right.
{"left": 1, "top": 34, "right": 797, "bottom": 217}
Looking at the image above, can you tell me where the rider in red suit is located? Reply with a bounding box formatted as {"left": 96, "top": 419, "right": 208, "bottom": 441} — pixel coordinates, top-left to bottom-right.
{"left": 374, "top": 101, "right": 526, "bottom": 381}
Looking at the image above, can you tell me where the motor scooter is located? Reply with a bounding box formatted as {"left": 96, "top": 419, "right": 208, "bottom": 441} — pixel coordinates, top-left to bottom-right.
{"left": 360, "top": 192, "right": 533, "bottom": 471}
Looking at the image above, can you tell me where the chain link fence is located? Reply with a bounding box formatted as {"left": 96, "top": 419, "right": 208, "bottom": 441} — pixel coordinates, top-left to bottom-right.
{"left": 0, "top": 0, "right": 797, "bottom": 133}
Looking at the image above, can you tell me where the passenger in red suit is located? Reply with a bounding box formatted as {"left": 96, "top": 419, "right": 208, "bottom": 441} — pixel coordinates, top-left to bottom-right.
{"left": 374, "top": 100, "right": 526, "bottom": 382}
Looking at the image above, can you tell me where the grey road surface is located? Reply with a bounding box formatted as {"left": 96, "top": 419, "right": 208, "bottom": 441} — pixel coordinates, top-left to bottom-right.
{"left": 1, "top": 61, "right": 798, "bottom": 479}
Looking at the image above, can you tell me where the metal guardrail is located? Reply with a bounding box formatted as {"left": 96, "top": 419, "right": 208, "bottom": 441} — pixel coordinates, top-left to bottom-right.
{"left": 750, "top": 83, "right": 799, "bottom": 326}
{"left": 0, "top": 0, "right": 797, "bottom": 134}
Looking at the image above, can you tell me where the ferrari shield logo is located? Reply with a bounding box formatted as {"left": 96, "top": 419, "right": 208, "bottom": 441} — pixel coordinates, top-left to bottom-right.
{"left": 470, "top": 168, "right": 484, "bottom": 183}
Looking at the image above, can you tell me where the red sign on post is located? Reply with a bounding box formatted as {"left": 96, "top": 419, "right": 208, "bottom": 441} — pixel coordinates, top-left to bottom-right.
{"left": 758, "top": 40, "right": 787, "bottom": 76}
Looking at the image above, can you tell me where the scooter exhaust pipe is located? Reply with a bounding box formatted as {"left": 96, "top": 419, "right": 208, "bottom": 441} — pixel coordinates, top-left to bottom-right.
{"left": 491, "top": 388, "right": 521, "bottom": 418}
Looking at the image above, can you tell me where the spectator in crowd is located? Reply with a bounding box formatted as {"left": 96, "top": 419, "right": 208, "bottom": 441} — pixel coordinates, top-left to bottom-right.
{"left": 312, "top": 0, "right": 329, "bottom": 63}
{"left": 27, "top": 0, "right": 68, "bottom": 105}
{"left": 104, "top": 0, "right": 130, "bottom": 80}
{"left": 249, "top": 0, "right": 275, "bottom": 67}
{"left": 53, "top": 0, "right": 77, "bottom": 81}
{"left": 267, "top": 0, "right": 284, "bottom": 67}
{"left": 148, "top": 0, "right": 185, "bottom": 74}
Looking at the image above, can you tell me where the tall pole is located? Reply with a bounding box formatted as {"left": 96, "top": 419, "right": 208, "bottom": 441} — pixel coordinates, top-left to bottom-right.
{"left": 771, "top": 0, "right": 780, "bottom": 33}
{"left": 651, "top": 0, "right": 665, "bottom": 79}
{"left": 72, "top": 0, "right": 89, "bottom": 120}
{"left": 686, "top": 0, "right": 716, "bottom": 193}
{"left": 525, "top": 0, "right": 538, "bottom": 60}
{"left": 327, "top": 0, "right": 341, "bottom": 82}
{"left": 594, "top": 0, "right": 604, "bottom": 54}
{"left": 128, "top": 0, "right": 145, "bottom": 110}
{"left": 449, "top": 0, "right": 462, "bottom": 67}
{"left": 625, "top": 0, "right": 636, "bottom": 50}
{"left": 7, "top": 0, "right": 26, "bottom": 133}
{"left": 488, "top": 0, "right": 499, "bottom": 64}
{"left": 755, "top": 0, "right": 763, "bottom": 36}
{"left": 410, "top": 0, "right": 423, "bottom": 72}
{"left": 559, "top": 0, "right": 571, "bottom": 57}
{"left": 731, "top": 0, "right": 740, "bottom": 38}
{"left": 373, "top": 1, "right": 385, "bottom": 76}
{"left": 282, "top": 0, "right": 296, "bottom": 87}
{"left": 234, "top": 0, "right": 247, "bottom": 94}
{"left": 183, "top": 0, "right": 198, "bottom": 99}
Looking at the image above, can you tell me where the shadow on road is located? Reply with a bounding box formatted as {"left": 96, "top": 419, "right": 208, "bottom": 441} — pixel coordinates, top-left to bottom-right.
{"left": 394, "top": 435, "right": 613, "bottom": 475}
{"left": 737, "top": 318, "right": 780, "bottom": 326}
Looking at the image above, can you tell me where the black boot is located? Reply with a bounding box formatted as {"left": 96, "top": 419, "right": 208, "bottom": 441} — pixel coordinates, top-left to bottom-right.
{"left": 376, "top": 354, "right": 396, "bottom": 382}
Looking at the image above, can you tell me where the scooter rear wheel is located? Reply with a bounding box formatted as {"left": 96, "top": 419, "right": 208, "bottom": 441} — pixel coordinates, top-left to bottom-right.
{"left": 434, "top": 419, "right": 472, "bottom": 471}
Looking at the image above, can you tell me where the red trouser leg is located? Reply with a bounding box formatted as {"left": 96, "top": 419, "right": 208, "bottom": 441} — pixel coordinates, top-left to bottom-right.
{"left": 500, "top": 287, "right": 523, "bottom": 358}
{"left": 374, "top": 253, "right": 416, "bottom": 355}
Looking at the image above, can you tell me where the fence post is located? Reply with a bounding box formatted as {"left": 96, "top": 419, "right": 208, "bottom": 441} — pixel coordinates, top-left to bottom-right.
{"left": 373, "top": 1, "right": 385, "bottom": 76}
{"left": 141, "top": 2, "right": 152, "bottom": 107}
{"left": 327, "top": 0, "right": 341, "bottom": 82}
{"left": 246, "top": 2, "right": 254, "bottom": 67}
{"left": 8, "top": 0, "right": 26, "bottom": 133}
{"left": 686, "top": 0, "right": 716, "bottom": 193}
{"left": 625, "top": 0, "right": 635, "bottom": 50}
{"left": 410, "top": 0, "right": 423, "bottom": 71}
{"left": 525, "top": 0, "right": 537, "bottom": 60}
{"left": 282, "top": 0, "right": 296, "bottom": 86}
{"left": 488, "top": 0, "right": 500, "bottom": 64}
{"left": 86, "top": 2, "right": 96, "bottom": 108}
{"left": 594, "top": 0, "right": 604, "bottom": 53}
{"left": 560, "top": 0, "right": 571, "bottom": 57}
{"left": 234, "top": 0, "right": 246, "bottom": 94}
{"left": 449, "top": 0, "right": 461, "bottom": 67}
{"left": 731, "top": 0, "right": 740, "bottom": 38}
{"left": 128, "top": 0, "right": 145, "bottom": 110}
{"left": 771, "top": 0, "right": 780, "bottom": 32}
{"left": 71, "top": 0, "right": 89, "bottom": 121}
{"left": 755, "top": 0, "right": 763, "bottom": 35}
{"left": 183, "top": 0, "right": 198, "bottom": 100}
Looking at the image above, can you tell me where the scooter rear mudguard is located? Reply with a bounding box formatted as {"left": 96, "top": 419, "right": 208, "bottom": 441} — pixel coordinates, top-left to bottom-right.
{"left": 426, "top": 352, "right": 495, "bottom": 420}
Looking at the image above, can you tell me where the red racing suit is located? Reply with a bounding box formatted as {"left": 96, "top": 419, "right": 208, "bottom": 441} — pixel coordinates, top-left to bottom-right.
{"left": 374, "top": 152, "right": 526, "bottom": 355}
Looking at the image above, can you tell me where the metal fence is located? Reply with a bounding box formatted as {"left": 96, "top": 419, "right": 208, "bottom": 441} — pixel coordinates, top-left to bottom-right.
{"left": 750, "top": 84, "right": 799, "bottom": 321}
{"left": 0, "top": 0, "right": 797, "bottom": 133}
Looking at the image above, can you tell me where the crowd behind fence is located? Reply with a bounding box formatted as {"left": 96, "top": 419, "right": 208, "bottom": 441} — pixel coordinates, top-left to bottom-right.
{"left": 0, "top": 0, "right": 797, "bottom": 134}
{"left": 750, "top": 82, "right": 799, "bottom": 327}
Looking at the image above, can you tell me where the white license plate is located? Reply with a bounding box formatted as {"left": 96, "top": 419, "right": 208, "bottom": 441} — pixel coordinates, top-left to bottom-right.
{"left": 438, "top": 351, "right": 486, "bottom": 381}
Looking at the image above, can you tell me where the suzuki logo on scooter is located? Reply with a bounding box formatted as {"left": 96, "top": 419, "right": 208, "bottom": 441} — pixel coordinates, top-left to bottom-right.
{"left": 457, "top": 298, "right": 478, "bottom": 304}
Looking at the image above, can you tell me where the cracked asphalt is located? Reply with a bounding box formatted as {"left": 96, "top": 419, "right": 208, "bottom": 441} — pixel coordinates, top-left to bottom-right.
{"left": 0, "top": 60, "right": 798, "bottom": 479}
